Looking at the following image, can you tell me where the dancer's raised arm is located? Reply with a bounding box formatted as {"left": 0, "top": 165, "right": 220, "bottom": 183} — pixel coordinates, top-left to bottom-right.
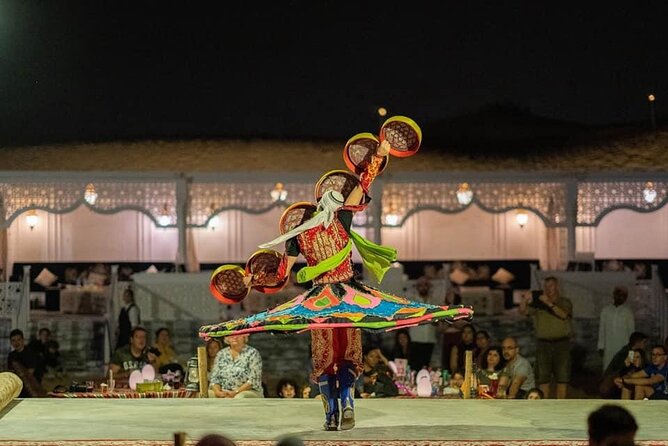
{"left": 345, "top": 139, "right": 391, "bottom": 206}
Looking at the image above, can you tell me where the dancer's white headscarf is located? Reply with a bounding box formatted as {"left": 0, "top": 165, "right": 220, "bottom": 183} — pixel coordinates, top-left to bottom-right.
{"left": 258, "top": 190, "right": 345, "bottom": 249}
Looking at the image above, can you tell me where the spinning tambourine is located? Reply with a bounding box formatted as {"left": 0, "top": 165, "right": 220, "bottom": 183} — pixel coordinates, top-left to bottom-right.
{"left": 379, "top": 116, "right": 422, "bottom": 158}
{"left": 279, "top": 201, "right": 317, "bottom": 235}
{"left": 343, "top": 132, "right": 389, "bottom": 175}
{"left": 314, "top": 170, "right": 362, "bottom": 202}
{"left": 209, "top": 265, "right": 250, "bottom": 305}
{"left": 245, "top": 249, "right": 288, "bottom": 294}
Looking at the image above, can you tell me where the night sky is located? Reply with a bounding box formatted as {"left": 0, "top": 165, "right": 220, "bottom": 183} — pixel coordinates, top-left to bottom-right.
{"left": 1, "top": 2, "right": 667, "bottom": 147}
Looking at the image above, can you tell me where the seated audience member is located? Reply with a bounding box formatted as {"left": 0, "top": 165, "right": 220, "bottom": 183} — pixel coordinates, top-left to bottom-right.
{"left": 389, "top": 329, "right": 411, "bottom": 362}
{"left": 449, "top": 323, "right": 477, "bottom": 373}
{"left": 600, "top": 332, "right": 648, "bottom": 398}
{"left": 615, "top": 344, "right": 668, "bottom": 400}
{"left": 602, "top": 348, "right": 646, "bottom": 399}
{"left": 475, "top": 330, "right": 491, "bottom": 367}
{"left": 603, "top": 332, "right": 648, "bottom": 377}
{"left": 500, "top": 336, "right": 536, "bottom": 399}
{"left": 7, "top": 329, "right": 45, "bottom": 397}
{"left": 360, "top": 346, "right": 398, "bottom": 398}
{"left": 476, "top": 346, "right": 508, "bottom": 397}
{"left": 28, "top": 327, "right": 62, "bottom": 376}
{"left": 300, "top": 381, "right": 319, "bottom": 398}
{"left": 276, "top": 378, "right": 298, "bottom": 398}
{"left": 442, "top": 371, "right": 464, "bottom": 396}
{"left": 108, "top": 327, "right": 158, "bottom": 380}
{"left": 209, "top": 334, "right": 263, "bottom": 398}
{"left": 205, "top": 339, "right": 223, "bottom": 378}
{"left": 526, "top": 388, "right": 544, "bottom": 400}
{"left": 619, "top": 349, "right": 646, "bottom": 377}
{"left": 587, "top": 404, "right": 638, "bottom": 446}
{"left": 153, "top": 327, "right": 181, "bottom": 373}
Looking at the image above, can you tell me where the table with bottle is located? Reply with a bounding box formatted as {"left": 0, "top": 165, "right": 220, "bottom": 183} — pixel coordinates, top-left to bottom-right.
{"left": 393, "top": 361, "right": 503, "bottom": 399}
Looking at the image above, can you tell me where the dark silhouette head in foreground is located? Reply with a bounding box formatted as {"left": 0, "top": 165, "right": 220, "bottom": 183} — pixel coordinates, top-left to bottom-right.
{"left": 588, "top": 404, "right": 638, "bottom": 446}
{"left": 195, "top": 434, "right": 237, "bottom": 446}
{"left": 274, "top": 436, "right": 305, "bottom": 446}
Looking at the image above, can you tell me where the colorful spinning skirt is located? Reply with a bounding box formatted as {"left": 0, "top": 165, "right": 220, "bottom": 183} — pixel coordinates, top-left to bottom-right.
{"left": 199, "top": 280, "right": 473, "bottom": 339}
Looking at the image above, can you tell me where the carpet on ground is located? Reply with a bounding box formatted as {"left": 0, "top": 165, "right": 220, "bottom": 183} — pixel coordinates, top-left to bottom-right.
{"left": 0, "top": 441, "right": 667, "bottom": 446}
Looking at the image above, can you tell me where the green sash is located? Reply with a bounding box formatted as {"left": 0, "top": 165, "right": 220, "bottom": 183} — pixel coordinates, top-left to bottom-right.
{"left": 350, "top": 230, "right": 397, "bottom": 283}
{"left": 295, "top": 231, "right": 397, "bottom": 284}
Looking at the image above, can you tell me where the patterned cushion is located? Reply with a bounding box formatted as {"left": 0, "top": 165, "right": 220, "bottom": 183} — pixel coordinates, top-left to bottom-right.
{"left": 492, "top": 267, "right": 515, "bottom": 285}
{"left": 449, "top": 268, "right": 471, "bottom": 285}
{"left": 35, "top": 268, "right": 58, "bottom": 288}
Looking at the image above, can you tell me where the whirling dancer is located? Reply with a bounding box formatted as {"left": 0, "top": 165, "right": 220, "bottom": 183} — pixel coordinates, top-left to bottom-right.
{"left": 200, "top": 116, "right": 473, "bottom": 431}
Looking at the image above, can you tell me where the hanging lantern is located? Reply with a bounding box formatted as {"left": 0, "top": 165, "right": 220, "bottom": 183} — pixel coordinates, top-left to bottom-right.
{"left": 643, "top": 182, "right": 657, "bottom": 204}
{"left": 158, "top": 203, "right": 171, "bottom": 227}
{"left": 516, "top": 209, "right": 529, "bottom": 228}
{"left": 26, "top": 210, "right": 39, "bottom": 231}
{"left": 270, "top": 183, "right": 288, "bottom": 202}
{"left": 208, "top": 203, "right": 219, "bottom": 230}
{"left": 456, "top": 183, "right": 474, "bottom": 206}
{"left": 84, "top": 183, "right": 98, "bottom": 205}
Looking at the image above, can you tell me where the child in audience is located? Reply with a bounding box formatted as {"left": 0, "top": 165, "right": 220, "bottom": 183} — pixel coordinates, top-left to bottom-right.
{"left": 526, "top": 388, "right": 545, "bottom": 399}
{"left": 442, "top": 371, "right": 465, "bottom": 396}
{"left": 276, "top": 378, "right": 298, "bottom": 398}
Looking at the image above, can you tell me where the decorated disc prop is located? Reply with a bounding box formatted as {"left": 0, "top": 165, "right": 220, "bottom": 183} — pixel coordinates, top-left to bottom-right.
{"left": 379, "top": 116, "right": 422, "bottom": 158}
{"left": 315, "top": 170, "right": 361, "bottom": 202}
{"left": 209, "top": 264, "right": 250, "bottom": 304}
{"left": 343, "top": 132, "right": 388, "bottom": 175}
{"left": 245, "top": 249, "right": 288, "bottom": 294}
{"left": 279, "top": 201, "right": 317, "bottom": 235}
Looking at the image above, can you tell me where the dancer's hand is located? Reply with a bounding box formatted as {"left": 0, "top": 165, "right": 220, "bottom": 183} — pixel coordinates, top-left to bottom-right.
{"left": 377, "top": 140, "right": 391, "bottom": 157}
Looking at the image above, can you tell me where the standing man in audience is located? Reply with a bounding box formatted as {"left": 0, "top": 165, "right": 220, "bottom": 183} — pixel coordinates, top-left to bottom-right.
{"left": 116, "top": 287, "right": 140, "bottom": 350}
{"left": 598, "top": 285, "right": 635, "bottom": 371}
{"left": 587, "top": 404, "right": 637, "bottom": 446}
{"left": 520, "top": 276, "right": 573, "bottom": 399}
{"left": 409, "top": 276, "right": 438, "bottom": 370}
{"left": 500, "top": 336, "right": 535, "bottom": 399}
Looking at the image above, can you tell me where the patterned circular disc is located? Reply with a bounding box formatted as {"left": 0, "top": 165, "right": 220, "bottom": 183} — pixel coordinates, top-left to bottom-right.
{"left": 245, "top": 249, "right": 288, "bottom": 294}
{"left": 209, "top": 265, "right": 249, "bottom": 304}
{"left": 279, "top": 202, "right": 317, "bottom": 235}
{"left": 379, "top": 116, "right": 422, "bottom": 158}
{"left": 343, "top": 132, "right": 388, "bottom": 175}
{"left": 314, "top": 170, "right": 360, "bottom": 202}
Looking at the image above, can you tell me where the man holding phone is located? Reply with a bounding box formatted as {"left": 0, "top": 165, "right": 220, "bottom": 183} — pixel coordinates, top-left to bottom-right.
{"left": 520, "top": 276, "right": 573, "bottom": 399}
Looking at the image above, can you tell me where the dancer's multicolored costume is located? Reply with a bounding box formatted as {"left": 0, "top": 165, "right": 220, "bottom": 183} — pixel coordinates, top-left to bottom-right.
{"left": 199, "top": 116, "right": 473, "bottom": 431}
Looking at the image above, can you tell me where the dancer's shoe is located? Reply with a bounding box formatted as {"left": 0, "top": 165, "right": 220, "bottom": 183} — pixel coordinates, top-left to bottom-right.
{"left": 318, "top": 374, "right": 339, "bottom": 431}
{"left": 338, "top": 363, "right": 356, "bottom": 431}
